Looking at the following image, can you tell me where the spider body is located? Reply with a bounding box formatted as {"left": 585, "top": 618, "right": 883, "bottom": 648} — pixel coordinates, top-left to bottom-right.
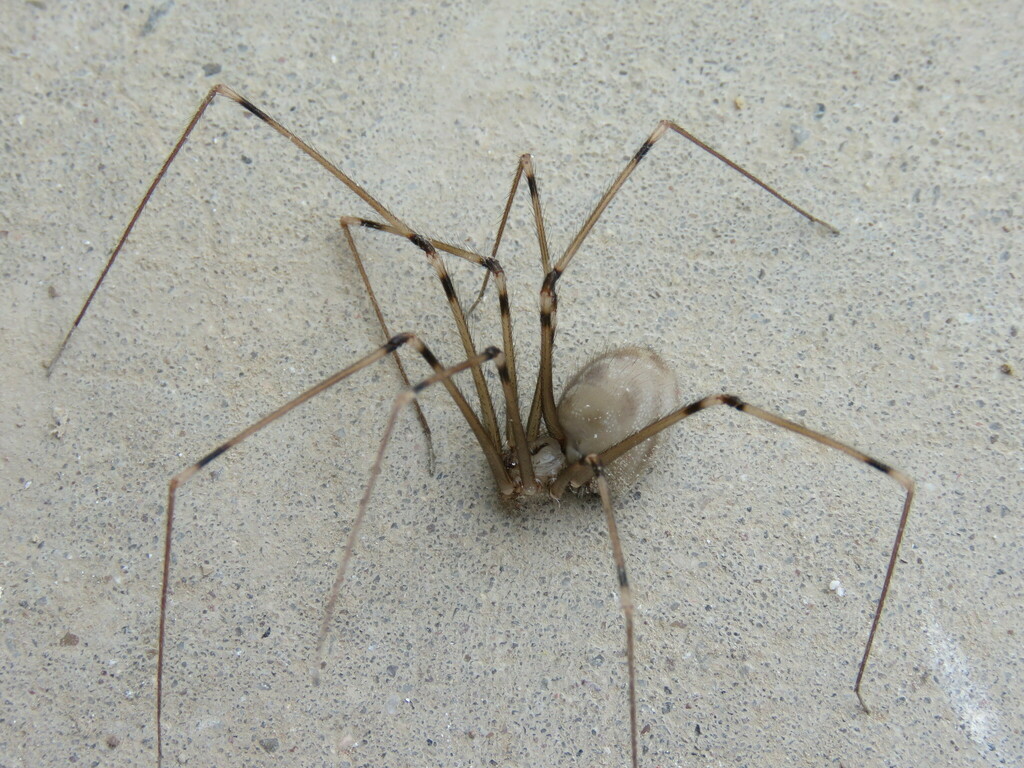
{"left": 514, "top": 346, "right": 681, "bottom": 496}
{"left": 49, "top": 85, "right": 915, "bottom": 768}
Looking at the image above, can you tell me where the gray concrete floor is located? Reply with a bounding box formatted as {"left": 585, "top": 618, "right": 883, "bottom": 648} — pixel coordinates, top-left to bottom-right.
{"left": 2, "top": 2, "right": 1021, "bottom": 766}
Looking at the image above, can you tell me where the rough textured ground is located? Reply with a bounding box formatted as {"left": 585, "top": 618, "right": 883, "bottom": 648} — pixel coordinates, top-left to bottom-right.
{"left": 2, "top": 2, "right": 1021, "bottom": 766}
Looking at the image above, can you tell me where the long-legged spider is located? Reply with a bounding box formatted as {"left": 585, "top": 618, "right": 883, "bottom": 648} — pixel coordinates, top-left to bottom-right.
{"left": 50, "top": 85, "right": 915, "bottom": 767}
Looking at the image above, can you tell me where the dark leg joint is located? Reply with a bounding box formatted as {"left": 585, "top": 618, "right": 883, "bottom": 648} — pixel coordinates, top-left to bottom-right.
{"left": 439, "top": 273, "right": 457, "bottom": 301}
{"left": 866, "top": 457, "right": 893, "bottom": 474}
{"left": 541, "top": 269, "right": 562, "bottom": 292}
{"left": 409, "top": 233, "right": 432, "bottom": 253}
{"left": 238, "top": 97, "right": 271, "bottom": 123}
{"left": 420, "top": 347, "right": 440, "bottom": 368}
{"left": 385, "top": 333, "right": 411, "bottom": 352}
{"left": 617, "top": 565, "right": 629, "bottom": 588}
{"left": 198, "top": 443, "right": 230, "bottom": 468}
{"left": 721, "top": 394, "right": 744, "bottom": 409}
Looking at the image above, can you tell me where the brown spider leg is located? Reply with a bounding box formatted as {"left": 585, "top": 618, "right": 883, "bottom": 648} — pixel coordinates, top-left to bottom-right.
{"left": 335, "top": 218, "right": 505, "bottom": 449}
{"left": 551, "top": 393, "right": 914, "bottom": 714}
{"left": 54, "top": 80, "right": 512, "bottom": 489}
{"left": 46, "top": 85, "right": 214, "bottom": 374}
{"left": 467, "top": 152, "right": 553, "bottom": 316}
{"left": 463, "top": 153, "right": 555, "bottom": 443}
{"left": 462, "top": 153, "right": 555, "bottom": 450}
{"left": 216, "top": 86, "right": 505, "bottom": 449}
{"left": 46, "top": 85, "right": 504, "bottom": 459}
{"left": 494, "top": 153, "right": 554, "bottom": 276}
{"left": 537, "top": 121, "right": 841, "bottom": 444}
{"left": 47, "top": 84, "right": 392, "bottom": 374}
{"left": 584, "top": 455, "right": 640, "bottom": 768}
{"left": 313, "top": 345, "right": 519, "bottom": 673}
{"left": 339, "top": 217, "right": 538, "bottom": 487}
{"left": 486, "top": 154, "right": 554, "bottom": 446}
{"left": 340, "top": 222, "right": 435, "bottom": 473}
{"left": 422, "top": 152, "right": 556, "bottom": 445}
{"left": 157, "top": 336, "right": 512, "bottom": 767}
{"left": 492, "top": 155, "right": 555, "bottom": 443}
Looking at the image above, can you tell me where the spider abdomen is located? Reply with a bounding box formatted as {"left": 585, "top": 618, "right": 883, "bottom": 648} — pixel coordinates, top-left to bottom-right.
{"left": 558, "top": 347, "right": 680, "bottom": 490}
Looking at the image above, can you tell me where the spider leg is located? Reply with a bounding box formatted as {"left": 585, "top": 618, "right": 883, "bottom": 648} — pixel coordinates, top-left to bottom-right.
{"left": 537, "top": 122, "right": 839, "bottom": 445}
{"left": 46, "top": 85, "right": 506, "bottom": 458}
{"left": 157, "top": 336, "right": 514, "bottom": 767}
{"left": 340, "top": 222, "right": 435, "bottom": 472}
{"left": 585, "top": 455, "right": 640, "bottom": 768}
{"left": 51, "top": 81, "right": 526, "bottom": 485}
{"left": 489, "top": 154, "right": 557, "bottom": 443}
{"left": 313, "top": 343, "right": 520, "bottom": 671}
{"left": 553, "top": 393, "right": 914, "bottom": 714}
{"left": 47, "top": 85, "right": 392, "bottom": 373}
{"left": 470, "top": 150, "right": 555, "bottom": 315}
{"left": 462, "top": 151, "right": 558, "bottom": 447}
{"left": 339, "top": 216, "right": 542, "bottom": 486}
{"left": 338, "top": 152, "right": 556, "bottom": 451}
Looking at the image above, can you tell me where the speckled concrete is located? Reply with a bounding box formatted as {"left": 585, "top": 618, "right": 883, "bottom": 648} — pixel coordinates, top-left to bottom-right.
{"left": 2, "top": 2, "right": 1021, "bottom": 766}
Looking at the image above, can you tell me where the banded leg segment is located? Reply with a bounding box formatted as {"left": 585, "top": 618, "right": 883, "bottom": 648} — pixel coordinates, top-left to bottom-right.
{"left": 339, "top": 217, "right": 506, "bottom": 451}
{"left": 340, "top": 224, "right": 435, "bottom": 470}
{"left": 494, "top": 155, "right": 557, "bottom": 443}
{"left": 46, "top": 84, "right": 497, "bottom": 460}
{"left": 339, "top": 216, "right": 540, "bottom": 482}
{"left": 47, "top": 86, "right": 217, "bottom": 372}
{"left": 552, "top": 393, "right": 914, "bottom": 713}
{"left": 464, "top": 153, "right": 557, "bottom": 446}
{"left": 313, "top": 346, "right": 514, "bottom": 676}
{"left": 486, "top": 154, "right": 555, "bottom": 444}
{"left": 537, "top": 121, "right": 840, "bottom": 445}
{"left": 493, "top": 153, "right": 554, "bottom": 276}
{"left": 339, "top": 152, "right": 557, "bottom": 454}
{"left": 585, "top": 455, "right": 640, "bottom": 768}
{"left": 48, "top": 84, "right": 407, "bottom": 373}
{"left": 156, "top": 336, "right": 514, "bottom": 766}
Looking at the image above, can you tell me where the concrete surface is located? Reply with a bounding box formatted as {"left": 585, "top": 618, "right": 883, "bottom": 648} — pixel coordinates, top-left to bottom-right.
{"left": 1, "top": 1, "right": 1021, "bottom": 766}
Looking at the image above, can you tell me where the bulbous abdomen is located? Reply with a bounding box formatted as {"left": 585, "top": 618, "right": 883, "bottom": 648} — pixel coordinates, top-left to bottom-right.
{"left": 558, "top": 347, "right": 679, "bottom": 490}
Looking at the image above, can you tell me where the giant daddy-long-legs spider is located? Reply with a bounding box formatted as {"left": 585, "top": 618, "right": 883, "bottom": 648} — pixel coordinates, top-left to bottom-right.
{"left": 49, "top": 85, "right": 914, "bottom": 767}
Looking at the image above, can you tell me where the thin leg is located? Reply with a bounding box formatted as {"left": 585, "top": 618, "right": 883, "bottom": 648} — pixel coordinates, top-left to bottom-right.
{"left": 584, "top": 455, "right": 639, "bottom": 768}
{"left": 445, "top": 152, "right": 557, "bottom": 445}
{"left": 485, "top": 154, "right": 553, "bottom": 444}
{"left": 551, "top": 393, "right": 914, "bottom": 713}
{"left": 338, "top": 216, "right": 539, "bottom": 486}
{"left": 334, "top": 217, "right": 509, "bottom": 449}
{"left": 46, "top": 85, "right": 391, "bottom": 373}
{"left": 467, "top": 152, "right": 553, "bottom": 316}
{"left": 46, "top": 86, "right": 219, "bottom": 373}
{"left": 307, "top": 344, "right": 516, "bottom": 671}
{"left": 230, "top": 85, "right": 505, "bottom": 450}
{"left": 340, "top": 223, "right": 435, "bottom": 472}
{"left": 46, "top": 86, "right": 504, "bottom": 462}
{"left": 462, "top": 153, "right": 558, "bottom": 445}
{"left": 536, "top": 122, "right": 840, "bottom": 444}
{"left": 156, "top": 336, "right": 513, "bottom": 767}
{"left": 338, "top": 151, "right": 556, "bottom": 452}
{"left": 493, "top": 153, "right": 554, "bottom": 276}
{"left": 480, "top": 154, "right": 557, "bottom": 443}
{"left": 492, "top": 155, "right": 555, "bottom": 443}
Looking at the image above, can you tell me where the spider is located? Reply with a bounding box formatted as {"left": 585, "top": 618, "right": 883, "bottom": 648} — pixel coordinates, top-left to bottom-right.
{"left": 49, "top": 84, "right": 915, "bottom": 767}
